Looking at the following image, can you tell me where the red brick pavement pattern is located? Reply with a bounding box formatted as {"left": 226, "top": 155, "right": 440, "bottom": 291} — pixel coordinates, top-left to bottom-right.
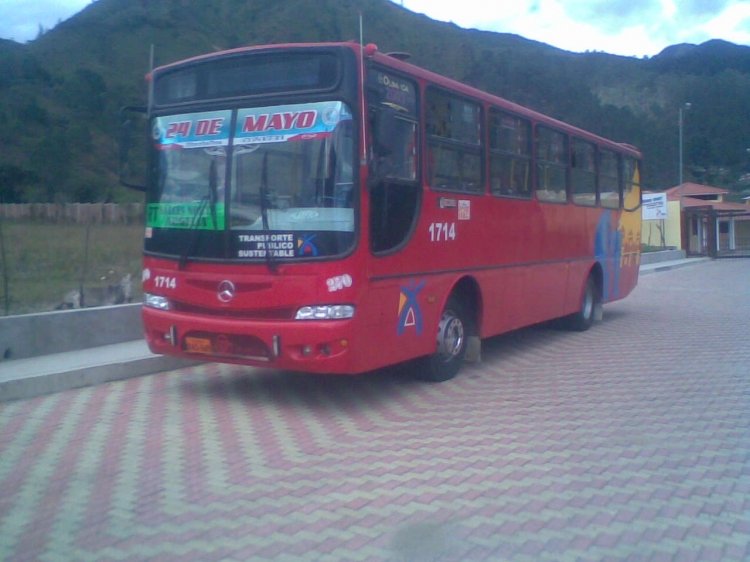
{"left": 1, "top": 259, "right": 749, "bottom": 561}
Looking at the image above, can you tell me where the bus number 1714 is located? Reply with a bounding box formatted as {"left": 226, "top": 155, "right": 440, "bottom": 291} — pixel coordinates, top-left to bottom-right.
{"left": 429, "top": 222, "right": 456, "bottom": 242}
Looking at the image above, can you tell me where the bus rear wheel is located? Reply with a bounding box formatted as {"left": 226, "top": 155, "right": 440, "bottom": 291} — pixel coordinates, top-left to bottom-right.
{"left": 418, "top": 297, "right": 468, "bottom": 382}
{"left": 563, "top": 275, "right": 599, "bottom": 331}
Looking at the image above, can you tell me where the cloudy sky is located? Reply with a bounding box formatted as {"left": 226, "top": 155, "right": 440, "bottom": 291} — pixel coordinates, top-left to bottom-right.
{"left": 399, "top": 0, "right": 750, "bottom": 56}
{"left": 1, "top": 0, "right": 749, "bottom": 57}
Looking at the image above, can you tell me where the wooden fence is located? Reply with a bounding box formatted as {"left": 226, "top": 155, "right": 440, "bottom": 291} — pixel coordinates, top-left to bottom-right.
{"left": 0, "top": 203, "right": 144, "bottom": 224}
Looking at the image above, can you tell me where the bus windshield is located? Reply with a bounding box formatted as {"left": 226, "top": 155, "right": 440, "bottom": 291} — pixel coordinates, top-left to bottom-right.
{"left": 147, "top": 101, "right": 356, "bottom": 261}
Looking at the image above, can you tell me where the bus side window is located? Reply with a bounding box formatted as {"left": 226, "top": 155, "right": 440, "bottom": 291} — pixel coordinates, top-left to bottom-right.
{"left": 535, "top": 127, "right": 568, "bottom": 203}
{"left": 599, "top": 149, "right": 621, "bottom": 209}
{"left": 623, "top": 156, "right": 641, "bottom": 211}
{"left": 425, "top": 88, "right": 483, "bottom": 193}
{"left": 571, "top": 139, "right": 596, "bottom": 206}
{"left": 489, "top": 109, "right": 531, "bottom": 198}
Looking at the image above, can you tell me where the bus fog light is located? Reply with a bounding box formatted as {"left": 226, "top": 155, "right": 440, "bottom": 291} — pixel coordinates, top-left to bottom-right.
{"left": 144, "top": 293, "right": 170, "bottom": 310}
{"left": 295, "top": 305, "right": 354, "bottom": 320}
{"left": 302, "top": 345, "right": 313, "bottom": 357}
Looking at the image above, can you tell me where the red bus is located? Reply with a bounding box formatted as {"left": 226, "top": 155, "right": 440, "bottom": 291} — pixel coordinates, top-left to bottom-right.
{"left": 128, "top": 41, "right": 642, "bottom": 381}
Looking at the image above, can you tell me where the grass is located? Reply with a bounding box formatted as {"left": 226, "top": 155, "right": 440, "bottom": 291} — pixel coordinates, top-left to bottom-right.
{"left": 0, "top": 221, "right": 144, "bottom": 316}
{"left": 641, "top": 244, "right": 675, "bottom": 253}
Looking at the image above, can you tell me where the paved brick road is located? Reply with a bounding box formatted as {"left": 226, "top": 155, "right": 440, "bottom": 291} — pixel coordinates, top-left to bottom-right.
{"left": 1, "top": 259, "right": 749, "bottom": 561}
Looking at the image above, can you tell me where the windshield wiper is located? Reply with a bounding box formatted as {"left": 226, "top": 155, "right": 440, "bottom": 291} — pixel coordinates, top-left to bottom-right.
{"left": 259, "top": 151, "right": 271, "bottom": 231}
{"left": 178, "top": 160, "right": 219, "bottom": 270}
{"left": 178, "top": 196, "right": 209, "bottom": 270}
{"left": 259, "top": 151, "right": 277, "bottom": 272}
{"left": 208, "top": 159, "right": 218, "bottom": 229}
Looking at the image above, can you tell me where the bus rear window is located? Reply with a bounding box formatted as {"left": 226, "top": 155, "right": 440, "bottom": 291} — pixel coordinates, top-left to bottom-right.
{"left": 154, "top": 52, "right": 340, "bottom": 105}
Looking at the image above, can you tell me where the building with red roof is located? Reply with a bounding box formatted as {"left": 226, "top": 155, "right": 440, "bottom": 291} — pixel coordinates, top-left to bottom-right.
{"left": 643, "top": 183, "right": 750, "bottom": 257}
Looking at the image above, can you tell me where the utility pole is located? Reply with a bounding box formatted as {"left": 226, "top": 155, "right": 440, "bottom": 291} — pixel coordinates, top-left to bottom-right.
{"left": 678, "top": 102, "right": 691, "bottom": 185}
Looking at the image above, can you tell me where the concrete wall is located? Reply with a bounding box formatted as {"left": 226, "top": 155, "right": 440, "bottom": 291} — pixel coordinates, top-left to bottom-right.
{"left": 1, "top": 304, "right": 143, "bottom": 361}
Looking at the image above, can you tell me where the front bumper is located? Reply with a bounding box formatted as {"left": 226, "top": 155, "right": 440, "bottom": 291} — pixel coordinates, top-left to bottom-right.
{"left": 143, "top": 307, "right": 360, "bottom": 374}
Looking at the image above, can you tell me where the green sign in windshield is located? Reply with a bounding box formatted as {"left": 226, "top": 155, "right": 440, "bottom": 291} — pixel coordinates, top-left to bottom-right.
{"left": 147, "top": 202, "right": 226, "bottom": 230}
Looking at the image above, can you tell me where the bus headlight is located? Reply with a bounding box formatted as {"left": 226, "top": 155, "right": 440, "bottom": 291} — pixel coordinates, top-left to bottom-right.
{"left": 144, "top": 293, "right": 171, "bottom": 310}
{"left": 295, "top": 305, "right": 354, "bottom": 320}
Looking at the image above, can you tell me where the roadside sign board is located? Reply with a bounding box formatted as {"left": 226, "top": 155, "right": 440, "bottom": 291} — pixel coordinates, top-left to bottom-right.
{"left": 642, "top": 193, "right": 668, "bottom": 220}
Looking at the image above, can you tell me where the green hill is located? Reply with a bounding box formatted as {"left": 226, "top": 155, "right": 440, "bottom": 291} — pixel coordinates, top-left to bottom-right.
{"left": 2, "top": 0, "right": 750, "bottom": 203}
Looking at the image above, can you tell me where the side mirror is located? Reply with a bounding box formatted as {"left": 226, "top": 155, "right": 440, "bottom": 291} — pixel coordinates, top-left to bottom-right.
{"left": 119, "top": 105, "right": 148, "bottom": 192}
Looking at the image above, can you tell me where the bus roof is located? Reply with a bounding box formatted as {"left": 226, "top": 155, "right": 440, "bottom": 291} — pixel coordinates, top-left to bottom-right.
{"left": 153, "top": 41, "right": 641, "bottom": 159}
{"left": 364, "top": 44, "right": 641, "bottom": 158}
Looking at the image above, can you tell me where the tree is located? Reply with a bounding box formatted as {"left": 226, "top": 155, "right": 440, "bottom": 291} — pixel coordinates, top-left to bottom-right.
{"left": 31, "top": 132, "right": 71, "bottom": 201}
{"left": 61, "top": 68, "right": 107, "bottom": 116}
{"left": 0, "top": 165, "right": 36, "bottom": 203}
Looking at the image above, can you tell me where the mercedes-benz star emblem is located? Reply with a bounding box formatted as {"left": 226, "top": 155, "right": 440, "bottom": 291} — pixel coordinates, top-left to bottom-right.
{"left": 217, "top": 280, "right": 236, "bottom": 303}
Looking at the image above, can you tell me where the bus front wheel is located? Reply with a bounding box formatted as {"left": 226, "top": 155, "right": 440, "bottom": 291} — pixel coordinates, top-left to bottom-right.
{"left": 418, "top": 297, "right": 468, "bottom": 382}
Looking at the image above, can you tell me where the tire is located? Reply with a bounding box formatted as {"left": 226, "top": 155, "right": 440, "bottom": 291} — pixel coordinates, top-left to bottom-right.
{"left": 563, "top": 276, "right": 598, "bottom": 331}
{"left": 417, "top": 297, "right": 469, "bottom": 382}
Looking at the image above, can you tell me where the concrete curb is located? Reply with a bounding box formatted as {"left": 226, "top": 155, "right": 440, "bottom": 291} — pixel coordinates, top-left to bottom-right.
{"left": 639, "top": 257, "right": 711, "bottom": 275}
{"left": 639, "top": 249, "right": 686, "bottom": 265}
{"left": 0, "top": 303, "right": 142, "bottom": 361}
{"left": 0, "top": 340, "right": 199, "bottom": 402}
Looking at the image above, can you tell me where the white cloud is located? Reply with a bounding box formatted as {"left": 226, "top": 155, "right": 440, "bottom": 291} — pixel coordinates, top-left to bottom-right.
{"left": 0, "top": 0, "right": 91, "bottom": 42}
{"left": 702, "top": 3, "right": 750, "bottom": 45}
{"left": 399, "top": 0, "right": 749, "bottom": 57}
{"left": 1, "top": 0, "right": 748, "bottom": 57}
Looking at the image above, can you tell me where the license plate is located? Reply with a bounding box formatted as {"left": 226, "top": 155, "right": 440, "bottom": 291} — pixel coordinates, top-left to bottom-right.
{"left": 185, "top": 336, "right": 212, "bottom": 354}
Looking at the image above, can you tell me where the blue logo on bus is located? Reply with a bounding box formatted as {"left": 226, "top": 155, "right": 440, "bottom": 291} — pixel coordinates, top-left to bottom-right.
{"left": 398, "top": 279, "right": 425, "bottom": 335}
{"left": 297, "top": 234, "right": 319, "bottom": 257}
{"left": 595, "top": 211, "right": 622, "bottom": 300}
